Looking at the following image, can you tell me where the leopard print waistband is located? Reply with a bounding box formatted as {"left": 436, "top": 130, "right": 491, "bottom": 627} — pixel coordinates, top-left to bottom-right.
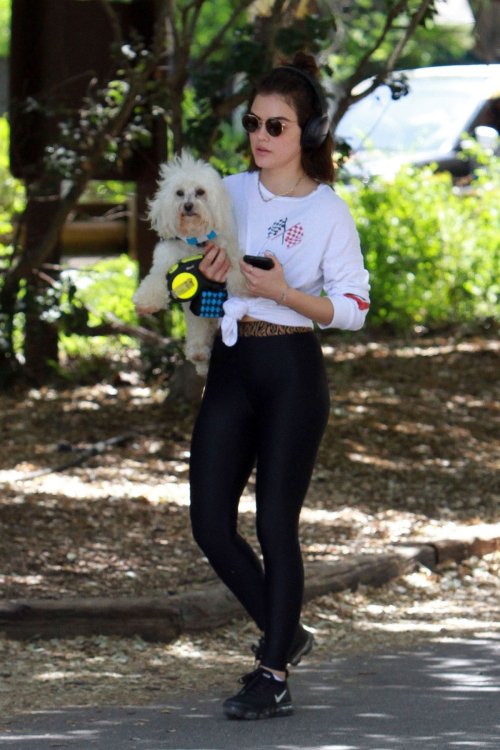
{"left": 216, "top": 321, "right": 313, "bottom": 337}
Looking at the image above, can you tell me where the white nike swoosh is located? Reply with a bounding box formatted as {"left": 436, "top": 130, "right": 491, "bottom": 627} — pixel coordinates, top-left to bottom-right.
{"left": 275, "top": 689, "right": 287, "bottom": 703}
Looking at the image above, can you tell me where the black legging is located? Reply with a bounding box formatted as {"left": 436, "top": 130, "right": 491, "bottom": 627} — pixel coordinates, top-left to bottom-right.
{"left": 189, "top": 330, "right": 330, "bottom": 671}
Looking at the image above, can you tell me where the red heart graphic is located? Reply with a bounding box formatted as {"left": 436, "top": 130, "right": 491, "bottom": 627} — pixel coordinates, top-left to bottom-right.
{"left": 285, "top": 223, "right": 303, "bottom": 248}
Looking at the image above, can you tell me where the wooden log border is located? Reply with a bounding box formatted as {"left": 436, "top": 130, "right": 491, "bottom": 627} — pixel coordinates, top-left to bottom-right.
{"left": 1, "top": 525, "right": 499, "bottom": 642}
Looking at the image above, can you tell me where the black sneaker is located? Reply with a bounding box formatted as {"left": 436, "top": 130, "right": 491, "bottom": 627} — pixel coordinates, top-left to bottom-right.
{"left": 251, "top": 624, "right": 314, "bottom": 668}
{"left": 223, "top": 666, "right": 293, "bottom": 720}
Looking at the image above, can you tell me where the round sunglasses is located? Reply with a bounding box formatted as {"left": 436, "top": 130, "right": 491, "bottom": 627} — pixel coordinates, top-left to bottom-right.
{"left": 241, "top": 113, "right": 298, "bottom": 137}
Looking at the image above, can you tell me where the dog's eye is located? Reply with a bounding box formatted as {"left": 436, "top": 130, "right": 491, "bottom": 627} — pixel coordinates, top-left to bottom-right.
{"left": 195, "top": 188, "right": 205, "bottom": 197}
{"left": 176, "top": 189, "right": 184, "bottom": 197}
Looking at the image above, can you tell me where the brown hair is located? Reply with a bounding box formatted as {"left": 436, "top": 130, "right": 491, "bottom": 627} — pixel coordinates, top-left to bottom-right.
{"left": 246, "top": 51, "right": 335, "bottom": 184}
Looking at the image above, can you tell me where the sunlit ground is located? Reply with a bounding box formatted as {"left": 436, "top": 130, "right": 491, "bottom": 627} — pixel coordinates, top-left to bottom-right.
{"left": 1, "top": 330, "right": 499, "bottom": 717}
{"left": 2, "top": 547, "right": 500, "bottom": 718}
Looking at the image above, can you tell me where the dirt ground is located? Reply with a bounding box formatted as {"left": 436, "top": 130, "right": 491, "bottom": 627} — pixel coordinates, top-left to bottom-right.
{"left": 0, "top": 324, "right": 499, "bottom": 720}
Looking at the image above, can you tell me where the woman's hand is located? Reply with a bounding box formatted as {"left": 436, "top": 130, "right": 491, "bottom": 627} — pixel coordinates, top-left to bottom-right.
{"left": 239, "top": 252, "right": 289, "bottom": 302}
{"left": 199, "top": 241, "right": 231, "bottom": 282}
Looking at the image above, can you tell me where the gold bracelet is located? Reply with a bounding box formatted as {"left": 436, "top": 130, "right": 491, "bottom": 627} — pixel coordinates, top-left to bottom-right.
{"left": 276, "top": 284, "right": 290, "bottom": 305}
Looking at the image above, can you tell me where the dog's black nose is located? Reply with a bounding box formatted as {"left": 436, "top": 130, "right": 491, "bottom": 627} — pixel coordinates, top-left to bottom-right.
{"left": 184, "top": 202, "right": 194, "bottom": 212}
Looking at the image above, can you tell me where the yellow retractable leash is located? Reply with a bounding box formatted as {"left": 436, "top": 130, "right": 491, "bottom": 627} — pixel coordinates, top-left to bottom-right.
{"left": 166, "top": 254, "right": 228, "bottom": 317}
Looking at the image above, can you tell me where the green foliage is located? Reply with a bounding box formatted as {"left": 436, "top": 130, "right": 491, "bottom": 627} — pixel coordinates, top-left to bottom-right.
{"left": 57, "top": 254, "right": 185, "bottom": 356}
{"left": 43, "top": 73, "right": 166, "bottom": 179}
{"left": 184, "top": 1, "right": 475, "bottom": 164}
{"left": 337, "top": 151, "right": 500, "bottom": 330}
{"left": 0, "top": 118, "right": 26, "bottom": 240}
{"left": 0, "top": 116, "right": 26, "bottom": 363}
{"left": 328, "top": 7, "right": 474, "bottom": 86}
{"left": 0, "top": 0, "right": 10, "bottom": 57}
{"left": 186, "top": 8, "right": 338, "bottom": 159}
{"left": 79, "top": 179, "right": 136, "bottom": 203}
{"left": 275, "top": 13, "right": 337, "bottom": 57}
{"left": 0, "top": 0, "right": 483, "bottom": 383}
{"left": 189, "top": 0, "right": 244, "bottom": 61}
{"left": 61, "top": 255, "right": 138, "bottom": 326}
{"left": 0, "top": 110, "right": 185, "bottom": 377}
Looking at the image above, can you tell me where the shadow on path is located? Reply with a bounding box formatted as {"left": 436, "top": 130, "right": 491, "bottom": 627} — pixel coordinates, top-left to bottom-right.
{"left": 2, "top": 637, "right": 500, "bottom": 749}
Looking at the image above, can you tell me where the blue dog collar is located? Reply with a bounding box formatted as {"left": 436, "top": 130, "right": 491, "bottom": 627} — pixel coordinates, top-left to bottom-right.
{"left": 175, "top": 230, "right": 217, "bottom": 247}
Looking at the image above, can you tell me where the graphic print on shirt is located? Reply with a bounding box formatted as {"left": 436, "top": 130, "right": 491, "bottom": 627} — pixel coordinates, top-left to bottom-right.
{"left": 267, "top": 218, "right": 304, "bottom": 249}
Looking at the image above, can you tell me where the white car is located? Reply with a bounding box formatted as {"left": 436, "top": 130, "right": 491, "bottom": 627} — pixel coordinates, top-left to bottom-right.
{"left": 336, "top": 64, "right": 500, "bottom": 180}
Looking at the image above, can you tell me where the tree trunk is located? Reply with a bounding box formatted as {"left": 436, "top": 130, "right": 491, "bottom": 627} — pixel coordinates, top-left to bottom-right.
{"left": 22, "top": 191, "right": 63, "bottom": 385}
{"left": 470, "top": 0, "right": 500, "bottom": 62}
{"left": 136, "top": 173, "right": 163, "bottom": 282}
{"left": 3, "top": 524, "right": 500, "bottom": 642}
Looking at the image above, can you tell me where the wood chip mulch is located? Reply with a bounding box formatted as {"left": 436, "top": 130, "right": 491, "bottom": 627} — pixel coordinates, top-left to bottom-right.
{"left": 1, "top": 325, "right": 499, "bottom": 719}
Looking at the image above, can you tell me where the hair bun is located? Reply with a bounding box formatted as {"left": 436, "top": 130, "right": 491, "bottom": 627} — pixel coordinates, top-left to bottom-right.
{"left": 278, "top": 51, "right": 320, "bottom": 81}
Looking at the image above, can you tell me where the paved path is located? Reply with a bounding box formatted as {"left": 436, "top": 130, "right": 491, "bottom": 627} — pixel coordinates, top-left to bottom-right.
{"left": 1, "top": 637, "right": 500, "bottom": 749}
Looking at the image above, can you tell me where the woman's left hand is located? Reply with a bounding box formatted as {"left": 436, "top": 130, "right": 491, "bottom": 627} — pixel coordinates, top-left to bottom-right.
{"left": 239, "top": 252, "right": 289, "bottom": 302}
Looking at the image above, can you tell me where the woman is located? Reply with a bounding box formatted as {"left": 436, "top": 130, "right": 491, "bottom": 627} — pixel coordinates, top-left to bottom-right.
{"left": 189, "top": 52, "right": 370, "bottom": 720}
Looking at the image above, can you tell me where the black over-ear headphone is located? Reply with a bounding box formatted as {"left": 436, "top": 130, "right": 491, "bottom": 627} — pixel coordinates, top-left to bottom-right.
{"left": 274, "top": 66, "right": 330, "bottom": 149}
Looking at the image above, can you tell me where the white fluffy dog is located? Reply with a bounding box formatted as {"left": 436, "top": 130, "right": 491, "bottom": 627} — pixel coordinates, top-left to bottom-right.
{"left": 132, "top": 149, "right": 246, "bottom": 375}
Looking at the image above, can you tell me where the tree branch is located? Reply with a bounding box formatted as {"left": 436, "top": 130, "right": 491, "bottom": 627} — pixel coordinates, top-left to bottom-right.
{"left": 2, "top": 40, "right": 168, "bottom": 297}
{"left": 96, "top": 0, "right": 125, "bottom": 50}
{"left": 185, "top": 0, "right": 206, "bottom": 54}
{"left": 96, "top": 0, "right": 135, "bottom": 78}
{"left": 346, "top": 0, "right": 409, "bottom": 93}
{"left": 76, "top": 306, "right": 176, "bottom": 349}
{"left": 331, "top": 0, "right": 434, "bottom": 131}
{"left": 268, "top": 0, "right": 296, "bottom": 63}
{"left": 213, "top": 89, "right": 252, "bottom": 120}
{"left": 189, "top": 0, "right": 256, "bottom": 72}
{"left": 383, "top": 0, "right": 434, "bottom": 79}
{"left": 161, "top": 0, "right": 179, "bottom": 84}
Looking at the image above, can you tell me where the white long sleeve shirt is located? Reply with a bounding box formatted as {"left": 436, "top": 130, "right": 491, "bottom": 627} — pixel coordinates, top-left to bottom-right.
{"left": 220, "top": 170, "right": 370, "bottom": 345}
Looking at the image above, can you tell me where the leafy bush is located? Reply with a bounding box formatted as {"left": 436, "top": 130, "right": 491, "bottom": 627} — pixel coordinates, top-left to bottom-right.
{"left": 62, "top": 255, "right": 139, "bottom": 327}
{"left": 0, "top": 0, "right": 10, "bottom": 57}
{"left": 0, "top": 118, "right": 26, "bottom": 247}
{"left": 337, "top": 151, "right": 500, "bottom": 330}
{"left": 0, "top": 116, "right": 27, "bottom": 367}
{"left": 57, "top": 254, "right": 186, "bottom": 363}
{"left": 0, "top": 113, "right": 183, "bottom": 376}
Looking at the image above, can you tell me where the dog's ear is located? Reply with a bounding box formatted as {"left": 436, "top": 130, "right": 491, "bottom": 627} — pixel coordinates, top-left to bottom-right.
{"left": 211, "top": 183, "right": 236, "bottom": 236}
{"left": 146, "top": 191, "right": 175, "bottom": 239}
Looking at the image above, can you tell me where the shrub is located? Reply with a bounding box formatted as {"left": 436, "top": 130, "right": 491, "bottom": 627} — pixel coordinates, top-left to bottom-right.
{"left": 337, "top": 152, "right": 500, "bottom": 330}
{"left": 0, "top": 118, "right": 26, "bottom": 253}
{"left": 57, "top": 254, "right": 186, "bottom": 368}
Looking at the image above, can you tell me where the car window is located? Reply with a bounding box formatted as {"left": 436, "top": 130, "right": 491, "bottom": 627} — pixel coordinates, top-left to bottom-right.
{"left": 337, "top": 78, "right": 492, "bottom": 154}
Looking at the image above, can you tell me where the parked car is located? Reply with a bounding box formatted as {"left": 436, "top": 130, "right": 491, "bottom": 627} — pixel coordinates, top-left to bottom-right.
{"left": 336, "top": 64, "right": 500, "bottom": 181}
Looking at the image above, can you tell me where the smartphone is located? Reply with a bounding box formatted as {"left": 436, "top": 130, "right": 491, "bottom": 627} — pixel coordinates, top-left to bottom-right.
{"left": 243, "top": 254, "right": 274, "bottom": 270}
